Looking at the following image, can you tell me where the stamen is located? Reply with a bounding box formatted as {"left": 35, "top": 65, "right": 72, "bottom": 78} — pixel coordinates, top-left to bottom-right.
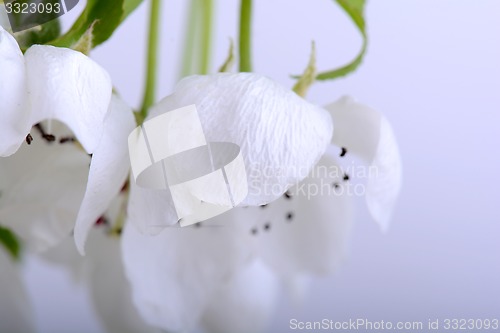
{"left": 95, "top": 216, "right": 108, "bottom": 226}
{"left": 59, "top": 136, "right": 75, "bottom": 144}
{"left": 34, "top": 123, "right": 56, "bottom": 142}
{"left": 26, "top": 133, "right": 33, "bottom": 145}
{"left": 340, "top": 147, "right": 347, "bottom": 157}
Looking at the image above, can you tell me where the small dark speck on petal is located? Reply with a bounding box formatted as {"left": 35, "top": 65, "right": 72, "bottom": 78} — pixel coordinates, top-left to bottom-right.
{"left": 332, "top": 182, "right": 340, "bottom": 189}
{"left": 340, "top": 147, "right": 347, "bottom": 157}
{"left": 251, "top": 228, "right": 258, "bottom": 235}
{"left": 343, "top": 173, "right": 350, "bottom": 181}
{"left": 260, "top": 204, "right": 268, "bottom": 209}
{"left": 263, "top": 223, "right": 271, "bottom": 231}
{"left": 25, "top": 133, "right": 33, "bottom": 145}
{"left": 284, "top": 191, "right": 292, "bottom": 200}
{"left": 286, "top": 212, "right": 294, "bottom": 221}
{"left": 194, "top": 223, "right": 202, "bottom": 228}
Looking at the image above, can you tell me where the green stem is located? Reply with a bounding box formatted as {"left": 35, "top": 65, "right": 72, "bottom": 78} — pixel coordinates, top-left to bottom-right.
{"left": 199, "top": 0, "right": 214, "bottom": 74}
{"left": 180, "top": 0, "right": 200, "bottom": 78}
{"left": 140, "top": 0, "right": 161, "bottom": 122}
{"left": 238, "top": 0, "right": 253, "bottom": 72}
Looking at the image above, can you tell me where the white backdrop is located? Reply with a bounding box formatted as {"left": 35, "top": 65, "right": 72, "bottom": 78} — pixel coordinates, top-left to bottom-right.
{"left": 23, "top": 1, "right": 500, "bottom": 332}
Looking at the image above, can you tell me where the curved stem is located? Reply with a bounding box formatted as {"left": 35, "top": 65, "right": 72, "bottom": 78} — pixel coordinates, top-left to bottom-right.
{"left": 140, "top": 0, "right": 161, "bottom": 122}
{"left": 238, "top": 0, "right": 253, "bottom": 72}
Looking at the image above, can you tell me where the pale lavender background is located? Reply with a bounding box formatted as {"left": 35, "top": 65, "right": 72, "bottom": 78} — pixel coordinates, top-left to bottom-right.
{"left": 23, "top": 1, "right": 500, "bottom": 332}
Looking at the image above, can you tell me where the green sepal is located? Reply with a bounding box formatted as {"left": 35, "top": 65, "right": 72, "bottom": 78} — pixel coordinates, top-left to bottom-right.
{"left": 0, "top": 225, "right": 21, "bottom": 261}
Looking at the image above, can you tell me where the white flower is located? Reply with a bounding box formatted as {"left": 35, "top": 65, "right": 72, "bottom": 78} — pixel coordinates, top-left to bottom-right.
{"left": 0, "top": 26, "right": 111, "bottom": 157}
{"left": 0, "top": 26, "right": 135, "bottom": 252}
{"left": 119, "top": 73, "right": 402, "bottom": 332}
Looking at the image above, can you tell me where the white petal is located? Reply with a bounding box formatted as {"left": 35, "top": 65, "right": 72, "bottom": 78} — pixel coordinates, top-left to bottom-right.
{"left": 74, "top": 95, "right": 135, "bottom": 255}
{"left": 24, "top": 45, "right": 112, "bottom": 153}
{"left": 0, "top": 26, "right": 29, "bottom": 156}
{"left": 218, "top": 155, "right": 352, "bottom": 278}
{"left": 326, "top": 97, "right": 402, "bottom": 230}
{"left": 202, "top": 259, "right": 279, "bottom": 333}
{"left": 121, "top": 219, "right": 251, "bottom": 332}
{"left": 149, "top": 73, "right": 333, "bottom": 206}
{"left": 0, "top": 125, "right": 90, "bottom": 252}
{"left": 218, "top": 154, "right": 353, "bottom": 276}
{"left": 85, "top": 229, "right": 161, "bottom": 333}
{"left": 0, "top": 249, "right": 35, "bottom": 333}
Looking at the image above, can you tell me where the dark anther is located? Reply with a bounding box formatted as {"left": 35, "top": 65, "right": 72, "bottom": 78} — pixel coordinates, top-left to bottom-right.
{"left": 260, "top": 204, "right": 268, "bottom": 209}
{"left": 286, "top": 212, "right": 294, "bottom": 221}
{"left": 332, "top": 182, "right": 340, "bottom": 189}
{"left": 284, "top": 191, "right": 292, "bottom": 200}
{"left": 251, "top": 227, "right": 258, "bottom": 235}
{"left": 34, "top": 123, "right": 56, "bottom": 142}
{"left": 26, "top": 133, "right": 33, "bottom": 145}
{"left": 59, "top": 136, "right": 75, "bottom": 144}
{"left": 120, "top": 181, "right": 129, "bottom": 193}
{"left": 115, "top": 227, "right": 123, "bottom": 235}
{"left": 340, "top": 147, "right": 347, "bottom": 157}
{"left": 95, "top": 216, "right": 108, "bottom": 226}
{"left": 343, "top": 173, "right": 350, "bottom": 182}
{"left": 263, "top": 223, "right": 271, "bottom": 231}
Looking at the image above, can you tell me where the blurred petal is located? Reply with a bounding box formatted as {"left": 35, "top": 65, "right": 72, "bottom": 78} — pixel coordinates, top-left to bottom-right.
{"left": 202, "top": 259, "right": 279, "bottom": 333}
{"left": 326, "top": 97, "right": 402, "bottom": 230}
{"left": 0, "top": 249, "right": 35, "bottom": 333}
{"left": 218, "top": 155, "right": 353, "bottom": 276}
{"left": 121, "top": 220, "right": 251, "bottom": 332}
{"left": 127, "top": 179, "right": 178, "bottom": 235}
{"left": 39, "top": 234, "right": 85, "bottom": 282}
{"left": 0, "top": 125, "right": 89, "bottom": 252}
{"left": 24, "top": 45, "right": 112, "bottom": 153}
{"left": 0, "top": 26, "right": 29, "bottom": 156}
{"left": 149, "top": 73, "right": 333, "bottom": 206}
{"left": 86, "top": 230, "right": 161, "bottom": 333}
{"left": 74, "top": 95, "right": 135, "bottom": 254}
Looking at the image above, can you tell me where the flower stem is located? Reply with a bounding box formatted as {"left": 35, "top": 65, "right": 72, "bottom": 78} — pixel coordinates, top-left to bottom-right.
{"left": 140, "top": 0, "right": 161, "bottom": 122}
{"left": 200, "top": 0, "right": 214, "bottom": 74}
{"left": 238, "top": 0, "right": 253, "bottom": 72}
{"left": 180, "top": 0, "right": 200, "bottom": 78}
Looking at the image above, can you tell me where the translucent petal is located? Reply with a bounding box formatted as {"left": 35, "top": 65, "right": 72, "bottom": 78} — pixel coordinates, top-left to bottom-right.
{"left": 121, "top": 219, "right": 251, "bottom": 332}
{"left": 326, "top": 97, "right": 402, "bottom": 230}
{"left": 216, "top": 154, "right": 353, "bottom": 276}
{"left": 0, "top": 125, "right": 89, "bottom": 252}
{"left": 86, "top": 230, "right": 162, "bottom": 333}
{"left": 202, "top": 259, "right": 279, "bottom": 333}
